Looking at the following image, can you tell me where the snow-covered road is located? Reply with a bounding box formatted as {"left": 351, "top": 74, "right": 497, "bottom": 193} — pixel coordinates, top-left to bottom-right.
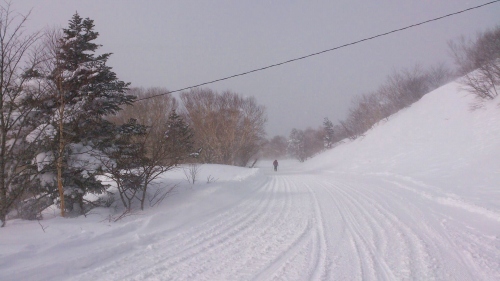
{"left": 64, "top": 166, "right": 498, "bottom": 280}
{"left": 1, "top": 163, "right": 499, "bottom": 281}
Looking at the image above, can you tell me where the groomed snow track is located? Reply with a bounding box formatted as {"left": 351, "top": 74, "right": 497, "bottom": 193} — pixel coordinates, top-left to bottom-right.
{"left": 63, "top": 168, "right": 498, "bottom": 281}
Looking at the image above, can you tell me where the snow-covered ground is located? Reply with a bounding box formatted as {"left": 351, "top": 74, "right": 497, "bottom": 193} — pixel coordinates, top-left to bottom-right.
{"left": 1, "top": 81, "right": 499, "bottom": 280}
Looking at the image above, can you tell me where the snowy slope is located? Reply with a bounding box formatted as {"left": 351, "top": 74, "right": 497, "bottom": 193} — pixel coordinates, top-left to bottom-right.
{"left": 307, "top": 81, "right": 500, "bottom": 212}
{"left": 0, "top": 81, "right": 499, "bottom": 280}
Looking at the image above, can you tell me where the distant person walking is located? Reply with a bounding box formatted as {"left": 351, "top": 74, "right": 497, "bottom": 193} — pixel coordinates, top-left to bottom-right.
{"left": 273, "top": 159, "right": 278, "bottom": 171}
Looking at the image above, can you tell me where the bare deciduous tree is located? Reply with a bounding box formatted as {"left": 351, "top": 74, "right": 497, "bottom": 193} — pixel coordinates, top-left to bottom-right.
{"left": 181, "top": 88, "right": 267, "bottom": 166}
{"left": 0, "top": 3, "right": 46, "bottom": 227}
{"left": 449, "top": 26, "right": 500, "bottom": 101}
{"left": 183, "top": 163, "right": 200, "bottom": 185}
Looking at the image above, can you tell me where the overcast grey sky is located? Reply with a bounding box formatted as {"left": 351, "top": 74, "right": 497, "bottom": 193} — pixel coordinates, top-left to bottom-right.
{"left": 14, "top": 1, "right": 500, "bottom": 136}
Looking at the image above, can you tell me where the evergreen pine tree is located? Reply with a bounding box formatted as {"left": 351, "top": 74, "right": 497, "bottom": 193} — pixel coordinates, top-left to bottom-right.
{"left": 287, "top": 128, "right": 306, "bottom": 162}
{"left": 98, "top": 118, "right": 147, "bottom": 211}
{"left": 36, "top": 13, "right": 135, "bottom": 215}
{"left": 164, "top": 109, "right": 194, "bottom": 164}
{"left": 323, "top": 117, "right": 335, "bottom": 149}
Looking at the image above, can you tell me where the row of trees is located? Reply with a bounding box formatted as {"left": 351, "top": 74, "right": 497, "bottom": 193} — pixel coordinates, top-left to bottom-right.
{"left": 110, "top": 87, "right": 268, "bottom": 168}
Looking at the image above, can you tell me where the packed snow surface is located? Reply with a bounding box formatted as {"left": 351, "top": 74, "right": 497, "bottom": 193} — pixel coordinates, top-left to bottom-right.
{"left": 1, "top": 81, "right": 499, "bottom": 280}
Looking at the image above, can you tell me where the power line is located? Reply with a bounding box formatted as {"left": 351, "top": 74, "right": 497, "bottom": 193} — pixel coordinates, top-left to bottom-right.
{"left": 136, "top": 0, "right": 500, "bottom": 102}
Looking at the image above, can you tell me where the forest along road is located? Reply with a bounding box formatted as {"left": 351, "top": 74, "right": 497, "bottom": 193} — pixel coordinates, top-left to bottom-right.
{"left": 73, "top": 164, "right": 499, "bottom": 281}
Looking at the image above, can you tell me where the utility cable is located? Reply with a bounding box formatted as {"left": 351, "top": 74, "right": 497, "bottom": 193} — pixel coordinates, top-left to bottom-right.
{"left": 136, "top": 0, "right": 500, "bottom": 101}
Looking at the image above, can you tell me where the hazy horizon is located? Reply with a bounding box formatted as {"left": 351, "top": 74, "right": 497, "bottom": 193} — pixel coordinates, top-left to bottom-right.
{"left": 14, "top": 0, "right": 500, "bottom": 136}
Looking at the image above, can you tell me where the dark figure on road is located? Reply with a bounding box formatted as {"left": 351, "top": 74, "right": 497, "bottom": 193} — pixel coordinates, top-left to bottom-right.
{"left": 273, "top": 159, "right": 278, "bottom": 171}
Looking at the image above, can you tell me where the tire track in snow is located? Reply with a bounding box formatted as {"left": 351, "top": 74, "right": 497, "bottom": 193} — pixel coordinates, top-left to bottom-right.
{"left": 72, "top": 167, "right": 497, "bottom": 280}
{"left": 304, "top": 174, "right": 437, "bottom": 280}
{"left": 334, "top": 179, "right": 432, "bottom": 279}
{"left": 157, "top": 179, "right": 276, "bottom": 257}
{"left": 321, "top": 173, "right": 490, "bottom": 280}
{"left": 74, "top": 177, "right": 278, "bottom": 280}
{"left": 165, "top": 174, "right": 315, "bottom": 280}
{"left": 252, "top": 176, "right": 325, "bottom": 281}
{"left": 77, "top": 174, "right": 315, "bottom": 281}
{"left": 331, "top": 177, "right": 443, "bottom": 280}
{"left": 438, "top": 216, "right": 500, "bottom": 280}
{"left": 377, "top": 176, "right": 498, "bottom": 280}
{"left": 188, "top": 176, "right": 295, "bottom": 279}
{"left": 140, "top": 177, "right": 286, "bottom": 279}
{"left": 323, "top": 180, "right": 397, "bottom": 280}
{"left": 302, "top": 180, "right": 330, "bottom": 280}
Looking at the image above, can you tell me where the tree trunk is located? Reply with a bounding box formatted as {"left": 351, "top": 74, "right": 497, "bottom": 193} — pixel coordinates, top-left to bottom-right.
{"left": 57, "top": 79, "right": 65, "bottom": 217}
{"left": 0, "top": 143, "right": 6, "bottom": 227}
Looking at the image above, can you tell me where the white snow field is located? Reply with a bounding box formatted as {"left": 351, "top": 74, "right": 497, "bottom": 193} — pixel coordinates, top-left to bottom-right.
{"left": 1, "top": 81, "right": 499, "bottom": 280}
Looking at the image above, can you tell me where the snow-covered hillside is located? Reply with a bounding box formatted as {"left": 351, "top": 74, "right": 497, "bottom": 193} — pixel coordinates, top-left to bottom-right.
{"left": 307, "top": 81, "right": 500, "bottom": 213}
{"left": 1, "top": 81, "right": 499, "bottom": 280}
